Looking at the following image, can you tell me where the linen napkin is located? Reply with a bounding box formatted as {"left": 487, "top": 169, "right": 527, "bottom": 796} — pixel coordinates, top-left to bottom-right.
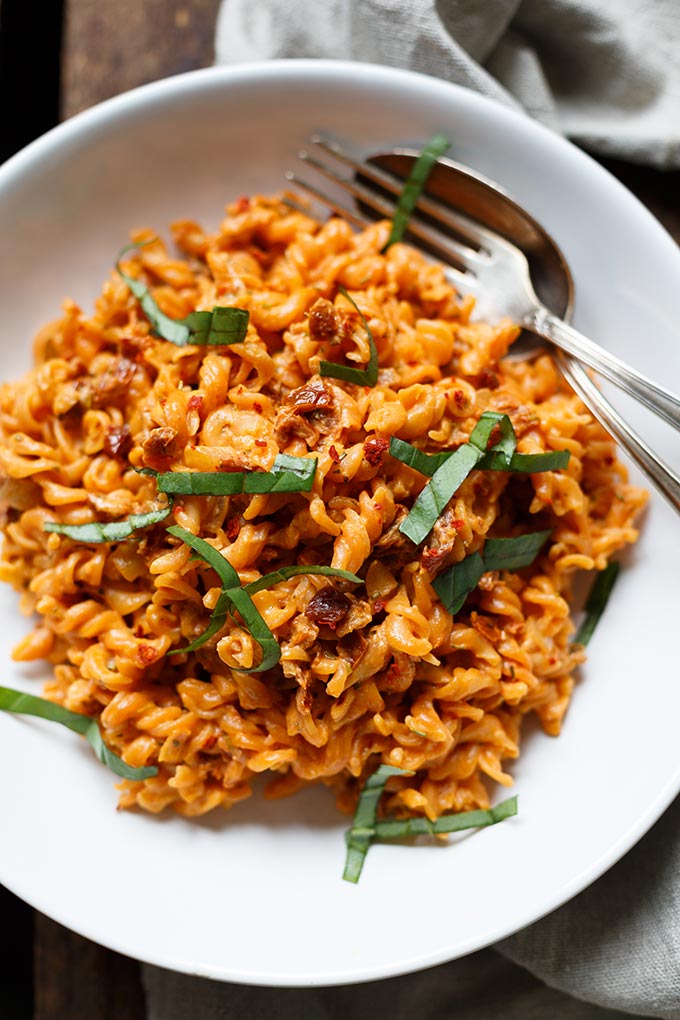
{"left": 215, "top": 0, "right": 680, "bottom": 169}
{"left": 143, "top": 2, "right": 680, "bottom": 1016}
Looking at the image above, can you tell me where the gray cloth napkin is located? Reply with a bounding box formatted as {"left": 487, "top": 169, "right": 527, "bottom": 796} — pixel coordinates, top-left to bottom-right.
{"left": 215, "top": 0, "right": 680, "bottom": 169}
{"left": 143, "top": 2, "right": 680, "bottom": 1016}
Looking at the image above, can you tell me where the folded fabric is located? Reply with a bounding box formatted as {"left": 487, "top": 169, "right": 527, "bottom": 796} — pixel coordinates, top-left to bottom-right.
{"left": 143, "top": 945, "right": 648, "bottom": 1020}
{"left": 215, "top": 0, "right": 680, "bottom": 169}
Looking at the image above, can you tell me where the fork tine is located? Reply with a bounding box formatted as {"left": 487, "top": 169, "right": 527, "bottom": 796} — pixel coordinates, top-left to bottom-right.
{"left": 284, "top": 171, "right": 370, "bottom": 229}
{"left": 310, "top": 134, "right": 499, "bottom": 251}
{"left": 298, "top": 150, "right": 483, "bottom": 276}
{"left": 286, "top": 170, "right": 475, "bottom": 297}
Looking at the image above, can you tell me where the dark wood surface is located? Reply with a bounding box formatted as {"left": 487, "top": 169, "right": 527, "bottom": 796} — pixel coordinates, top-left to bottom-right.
{"left": 2, "top": 3, "right": 679, "bottom": 1018}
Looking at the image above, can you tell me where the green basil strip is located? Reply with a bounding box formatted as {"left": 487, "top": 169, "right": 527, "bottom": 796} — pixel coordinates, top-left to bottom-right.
{"left": 399, "top": 443, "right": 482, "bottom": 546}
{"left": 433, "top": 529, "right": 552, "bottom": 614}
{"left": 116, "top": 243, "right": 249, "bottom": 347}
{"left": 225, "top": 586, "right": 281, "bottom": 673}
{"left": 483, "top": 530, "right": 552, "bottom": 572}
{"left": 176, "top": 589, "right": 231, "bottom": 656}
{"left": 468, "top": 411, "right": 516, "bottom": 464}
{"left": 390, "top": 435, "right": 569, "bottom": 479}
{"left": 183, "top": 307, "right": 250, "bottom": 346}
{"left": 389, "top": 437, "right": 452, "bottom": 476}
{"left": 382, "top": 133, "right": 451, "bottom": 250}
{"left": 155, "top": 454, "right": 317, "bottom": 496}
{"left": 156, "top": 471, "right": 246, "bottom": 496}
{"left": 0, "top": 686, "right": 157, "bottom": 780}
{"left": 343, "top": 764, "right": 414, "bottom": 884}
{"left": 479, "top": 449, "right": 571, "bottom": 472}
{"left": 246, "top": 453, "right": 317, "bottom": 494}
{"left": 44, "top": 505, "right": 172, "bottom": 544}
{"left": 167, "top": 525, "right": 280, "bottom": 669}
{"left": 398, "top": 411, "right": 510, "bottom": 545}
{"left": 372, "top": 795, "right": 518, "bottom": 839}
{"left": 116, "top": 242, "right": 193, "bottom": 346}
{"left": 432, "top": 550, "right": 486, "bottom": 615}
{"left": 574, "top": 561, "right": 620, "bottom": 646}
{"left": 319, "top": 286, "right": 378, "bottom": 387}
{"left": 168, "top": 525, "right": 241, "bottom": 589}
{"left": 243, "top": 565, "right": 362, "bottom": 597}
{"left": 397, "top": 408, "right": 569, "bottom": 545}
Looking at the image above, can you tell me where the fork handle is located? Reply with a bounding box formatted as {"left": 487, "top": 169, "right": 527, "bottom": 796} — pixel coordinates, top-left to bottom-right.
{"left": 523, "top": 307, "right": 680, "bottom": 431}
{"left": 558, "top": 354, "right": 680, "bottom": 516}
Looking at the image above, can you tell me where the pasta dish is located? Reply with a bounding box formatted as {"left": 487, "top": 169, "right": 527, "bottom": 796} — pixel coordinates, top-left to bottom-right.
{"left": 0, "top": 193, "right": 646, "bottom": 873}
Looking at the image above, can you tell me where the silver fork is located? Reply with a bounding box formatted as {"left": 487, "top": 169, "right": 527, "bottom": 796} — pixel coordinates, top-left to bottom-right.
{"left": 289, "top": 136, "right": 680, "bottom": 431}
{"left": 286, "top": 135, "right": 680, "bottom": 515}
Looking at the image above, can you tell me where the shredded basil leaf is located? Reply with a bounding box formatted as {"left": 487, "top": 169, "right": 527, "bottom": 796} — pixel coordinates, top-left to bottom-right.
{"left": 243, "top": 565, "right": 362, "bottom": 597}
{"left": 382, "top": 134, "right": 451, "bottom": 250}
{"left": 116, "top": 242, "right": 193, "bottom": 345}
{"left": 343, "top": 764, "right": 516, "bottom": 883}
{"left": 483, "top": 530, "right": 552, "bottom": 572}
{"left": 116, "top": 243, "right": 249, "bottom": 347}
{"left": 182, "top": 307, "right": 250, "bottom": 346}
{"left": 372, "top": 796, "right": 518, "bottom": 839}
{"left": 479, "top": 449, "right": 571, "bottom": 473}
{"left": 343, "top": 764, "right": 413, "bottom": 884}
{"left": 390, "top": 433, "right": 569, "bottom": 480}
{"left": 44, "top": 504, "right": 172, "bottom": 543}
{"left": 169, "top": 527, "right": 363, "bottom": 666}
{"left": 167, "top": 525, "right": 279, "bottom": 669}
{"left": 397, "top": 410, "right": 569, "bottom": 545}
{"left": 398, "top": 411, "right": 513, "bottom": 544}
{"left": 319, "top": 287, "right": 378, "bottom": 387}
{"left": 399, "top": 442, "right": 482, "bottom": 546}
{"left": 431, "top": 551, "right": 486, "bottom": 615}
{"left": 0, "top": 686, "right": 157, "bottom": 780}
{"left": 468, "top": 411, "right": 516, "bottom": 464}
{"left": 389, "top": 437, "right": 452, "bottom": 476}
{"left": 574, "top": 561, "right": 620, "bottom": 646}
{"left": 154, "top": 454, "right": 318, "bottom": 496}
{"left": 433, "top": 529, "right": 552, "bottom": 614}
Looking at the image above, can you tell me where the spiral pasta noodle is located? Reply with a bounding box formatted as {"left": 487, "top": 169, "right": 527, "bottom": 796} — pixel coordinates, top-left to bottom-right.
{"left": 0, "top": 194, "right": 646, "bottom": 822}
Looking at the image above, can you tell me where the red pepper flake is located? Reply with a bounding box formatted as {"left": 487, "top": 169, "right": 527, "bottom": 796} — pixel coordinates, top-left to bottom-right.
{"left": 478, "top": 369, "right": 499, "bottom": 390}
{"left": 138, "top": 644, "right": 158, "bottom": 666}
{"left": 254, "top": 439, "right": 267, "bottom": 448}
{"left": 382, "top": 662, "right": 402, "bottom": 689}
{"left": 453, "top": 390, "right": 466, "bottom": 409}
{"left": 187, "top": 394, "right": 203, "bottom": 412}
{"left": 372, "top": 599, "right": 386, "bottom": 614}
{"left": 234, "top": 195, "right": 251, "bottom": 214}
{"left": 363, "top": 435, "right": 389, "bottom": 467}
{"left": 328, "top": 444, "right": 340, "bottom": 463}
{"left": 253, "top": 401, "right": 263, "bottom": 414}
{"left": 135, "top": 625, "right": 145, "bottom": 638}
{"left": 202, "top": 733, "right": 218, "bottom": 750}
{"left": 226, "top": 517, "right": 241, "bottom": 541}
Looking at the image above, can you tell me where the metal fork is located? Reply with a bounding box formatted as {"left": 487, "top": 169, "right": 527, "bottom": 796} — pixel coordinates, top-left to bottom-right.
{"left": 286, "top": 135, "right": 680, "bottom": 515}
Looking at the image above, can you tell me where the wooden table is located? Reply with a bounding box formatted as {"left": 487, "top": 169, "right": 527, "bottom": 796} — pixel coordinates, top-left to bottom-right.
{"left": 2, "top": 2, "right": 679, "bottom": 1016}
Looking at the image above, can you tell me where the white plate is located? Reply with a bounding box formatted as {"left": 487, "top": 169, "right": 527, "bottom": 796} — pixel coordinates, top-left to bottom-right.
{"left": 0, "top": 61, "right": 678, "bottom": 987}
